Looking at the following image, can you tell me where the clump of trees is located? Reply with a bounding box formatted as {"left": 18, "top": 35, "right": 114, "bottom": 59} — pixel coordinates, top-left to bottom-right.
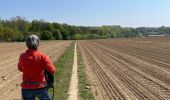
{"left": 0, "top": 16, "right": 170, "bottom": 42}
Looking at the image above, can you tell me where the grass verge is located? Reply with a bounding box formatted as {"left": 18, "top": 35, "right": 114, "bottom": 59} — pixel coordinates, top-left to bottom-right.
{"left": 51, "top": 42, "right": 74, "bottom": 100}
{"left": 77, "top": 43, "right": 95, "bottom": 100}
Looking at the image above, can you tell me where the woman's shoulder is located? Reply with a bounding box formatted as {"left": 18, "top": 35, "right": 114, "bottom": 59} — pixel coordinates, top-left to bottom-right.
{"left": 37, "top": 51, "right": 49, "bottom": 59}
{"left": 19, "top": 52, "right": 26, "bottom": 57}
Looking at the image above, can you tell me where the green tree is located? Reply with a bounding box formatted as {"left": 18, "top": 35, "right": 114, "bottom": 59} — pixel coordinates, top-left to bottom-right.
{"left": 159, "top": 26, "right": 170, "bottom": 35}
{"left": 0, "top": 26, "right": 3, "bottom": 41}
{"left": 40, "top": 31, "right": 53, "bottom": 40}
{"left": 40, "top": 21, "right": 53, "bottom": 31}
{"left": 52, "top": 23, "right": 62, "bottom": 30}
{"left": 29, "top": 20, "right": 41, "bottom": 32}
{"left": 52, "top": 29, "right": 62, "bottom": 40}
{"left": 61, "top": 30, "right": 70, "bottom": 40}
{"left": 13, "top": 31, "right": 24, "bottom": 41}
{"left": 74, "top": 34, "right": 82, "bottom": 40}
{"left": 2, "top": 27, "right": 15, "bottom": 41}
{"left": 8, "top": 16, "right": 30, "bottom": 33}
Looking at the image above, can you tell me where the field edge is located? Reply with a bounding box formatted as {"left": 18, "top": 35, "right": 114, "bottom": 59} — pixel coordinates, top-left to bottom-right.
{"left": 52, "top": 41, "right": 75, "bottom": 100}
{"left": 77, "top": 42, "right": 95, "bottom": 100}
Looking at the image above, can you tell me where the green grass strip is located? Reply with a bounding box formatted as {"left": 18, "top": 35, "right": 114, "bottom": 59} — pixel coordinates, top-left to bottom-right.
{"left": 50, "top": 42, "right": 74, "bottom": 100}
{"left": 77, "top": 44, "right": 95, "bottom": 100}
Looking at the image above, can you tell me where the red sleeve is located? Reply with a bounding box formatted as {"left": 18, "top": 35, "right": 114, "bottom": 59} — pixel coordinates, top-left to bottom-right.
{"left": 43, "top": 55, "right": 56, "bottom": 74}
{"left": 18, "top": 55, "right": 23, "bottom": 72}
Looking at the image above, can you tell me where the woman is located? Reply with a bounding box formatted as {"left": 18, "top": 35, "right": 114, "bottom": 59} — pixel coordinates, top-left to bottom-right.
{"left": 18, "top": 35, "right": 56, "bottom": 100}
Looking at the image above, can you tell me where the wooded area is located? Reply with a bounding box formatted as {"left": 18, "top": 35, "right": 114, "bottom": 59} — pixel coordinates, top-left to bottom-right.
{"left": 0, "top": 16, "right": 170, "bottom": 42}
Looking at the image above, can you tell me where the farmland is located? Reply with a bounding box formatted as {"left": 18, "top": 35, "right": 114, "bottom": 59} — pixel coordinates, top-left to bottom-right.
{"left": 0, "top": 41, "right": 72, "bottom": 99}
{"left": 78, "top": 37, "right": 170, "bottom": 100}
{"left": 1, "top": 37, "right": 170, "bottom": 100}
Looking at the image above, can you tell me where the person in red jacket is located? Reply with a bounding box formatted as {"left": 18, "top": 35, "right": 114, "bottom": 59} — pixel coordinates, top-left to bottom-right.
{"left": 18, "top": 35, "right": 56, "bottom": 100}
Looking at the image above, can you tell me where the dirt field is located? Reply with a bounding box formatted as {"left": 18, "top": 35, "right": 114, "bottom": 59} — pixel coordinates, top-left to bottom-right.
{"left": 0, "top": 41, "right": 72, "bottom": 99}
{"left": 78, "top": 37, "right": 170, "bottom": 100}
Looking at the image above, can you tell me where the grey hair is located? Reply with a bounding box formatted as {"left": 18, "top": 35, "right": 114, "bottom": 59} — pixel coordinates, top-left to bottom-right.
{"left": 26, "top": 35, "right": 39, "bottom": 50}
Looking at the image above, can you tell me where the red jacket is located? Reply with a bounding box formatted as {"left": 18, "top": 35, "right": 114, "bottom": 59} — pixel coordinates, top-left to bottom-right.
{"left": 18, "top": 49, "right": 56, "bottom": 89}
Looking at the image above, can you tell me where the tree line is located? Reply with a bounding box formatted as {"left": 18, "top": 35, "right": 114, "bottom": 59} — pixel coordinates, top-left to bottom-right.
{"left": 0, "top": 16, "right": 170, "bottom": 42}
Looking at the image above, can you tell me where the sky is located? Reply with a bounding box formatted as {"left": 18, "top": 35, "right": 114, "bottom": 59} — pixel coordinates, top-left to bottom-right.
{"left": 0, "top": 0, "right": 170, "bottom": 27}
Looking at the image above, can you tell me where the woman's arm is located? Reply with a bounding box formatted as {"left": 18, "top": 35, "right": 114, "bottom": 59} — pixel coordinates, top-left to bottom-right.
{"left": 18, "top": 55, "right": 23, "bottom": 72}
{"left": 43, "top": 55, "right": 56, "bottom": 74}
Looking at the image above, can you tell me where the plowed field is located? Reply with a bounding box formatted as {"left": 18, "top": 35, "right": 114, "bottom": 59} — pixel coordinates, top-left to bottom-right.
{"left": 78, "top": 37, "right": 170, "bottom": 100}
{"left": 0, "top": 41, "right": 72, "bottom": 99}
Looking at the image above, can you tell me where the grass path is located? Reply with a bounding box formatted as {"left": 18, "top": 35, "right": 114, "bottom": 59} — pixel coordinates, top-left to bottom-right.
{"left": 52, "top": 41, "right": 94, "bottom": 100}
{"left": 68, "top": 42, "right": 78, "bottom": 100}
{"left": 52, "top": 42, "right": 74, "bottom": 100}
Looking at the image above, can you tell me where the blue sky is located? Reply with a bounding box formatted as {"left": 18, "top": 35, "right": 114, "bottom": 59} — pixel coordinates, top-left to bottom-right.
{"left": 0, "top": 0, "right": 170, "bottom": 27}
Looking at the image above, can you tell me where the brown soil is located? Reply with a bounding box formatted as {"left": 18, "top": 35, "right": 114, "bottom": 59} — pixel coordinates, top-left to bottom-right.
{"left": 78, "top": 37, "right": 170, "bottom": 100}
{"left": 0, "top": 41, "right": 72, "bottom": 99}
